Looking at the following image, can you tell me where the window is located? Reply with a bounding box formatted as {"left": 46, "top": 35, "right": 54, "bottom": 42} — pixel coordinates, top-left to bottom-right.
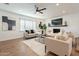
{"left": 20, "top": 19, "right": 36, "bottom": 31}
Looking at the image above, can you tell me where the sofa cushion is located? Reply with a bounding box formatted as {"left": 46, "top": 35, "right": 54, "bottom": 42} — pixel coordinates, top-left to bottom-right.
{"left": 56, "top": 35, "right": 69, "bottom": 41}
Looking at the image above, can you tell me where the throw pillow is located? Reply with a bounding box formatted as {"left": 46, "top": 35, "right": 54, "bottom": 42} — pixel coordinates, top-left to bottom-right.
{"left": 30, "top": 30, "right": 34, "bottom": 33}
{"left": 25, "top": 30, "right": 29, "bottom": 34}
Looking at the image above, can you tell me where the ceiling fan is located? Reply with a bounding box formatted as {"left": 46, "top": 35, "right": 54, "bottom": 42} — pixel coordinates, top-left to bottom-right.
{"left": 35, "top": 5, "right": 46, "bottom": 14}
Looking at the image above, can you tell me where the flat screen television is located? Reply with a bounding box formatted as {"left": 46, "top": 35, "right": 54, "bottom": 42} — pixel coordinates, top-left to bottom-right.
{"left": 51, "top": 18, "right": 62, "bottom": 25}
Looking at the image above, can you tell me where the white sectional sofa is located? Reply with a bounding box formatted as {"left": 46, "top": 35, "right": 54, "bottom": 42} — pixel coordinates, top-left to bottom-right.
{"left": 45, "top": 37, "right": 72, "bottom": 56}
{"left": 24, "top": 32, "right": 36, "bottom": 39}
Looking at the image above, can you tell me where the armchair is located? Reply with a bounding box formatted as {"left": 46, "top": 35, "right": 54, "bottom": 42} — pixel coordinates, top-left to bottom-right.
{"left": 45, "top": 37, "right": 72, "bottom": 56}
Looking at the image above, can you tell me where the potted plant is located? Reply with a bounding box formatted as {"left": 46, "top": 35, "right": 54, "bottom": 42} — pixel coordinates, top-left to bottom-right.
{"left": 39, "top": 22, "right": 43, "bottom": 34}
{"left": 39, "top": 22, "right": 47, "bottom": 35}
{"left": 43, "top": 24, "right": 47, "bottom": 35}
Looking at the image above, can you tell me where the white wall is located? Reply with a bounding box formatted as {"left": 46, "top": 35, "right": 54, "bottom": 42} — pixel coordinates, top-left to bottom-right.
{"left": 45, "top": 13, "right": 79, "bottom": 37}
{"left": 0, "top": 9, "right": 44, "bottom": 41}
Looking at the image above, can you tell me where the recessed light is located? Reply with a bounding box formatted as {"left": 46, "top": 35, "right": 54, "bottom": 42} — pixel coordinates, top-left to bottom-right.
{"left": 56, "top": 3, "right": 59, "bottom": 6}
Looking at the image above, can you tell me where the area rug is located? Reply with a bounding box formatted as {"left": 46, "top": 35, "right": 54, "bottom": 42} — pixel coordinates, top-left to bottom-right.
{"left": 22, "top": 38, "right": 45, "bottom": 56}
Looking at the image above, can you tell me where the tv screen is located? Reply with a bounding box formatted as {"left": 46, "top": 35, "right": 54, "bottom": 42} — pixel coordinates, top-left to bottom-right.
{"left": 51, "top": 18, "right": 62, "bottom": 25}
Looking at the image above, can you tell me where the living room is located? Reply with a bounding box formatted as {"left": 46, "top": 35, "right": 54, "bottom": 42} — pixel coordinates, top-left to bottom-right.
{"left": 0, "top": 3, "right": 79, "bottom": 56}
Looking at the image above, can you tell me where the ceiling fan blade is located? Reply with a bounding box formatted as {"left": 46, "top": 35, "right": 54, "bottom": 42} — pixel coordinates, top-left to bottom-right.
{"left": 34, "top": 5, "right": 37, "bottom": 14}
{"left": 35, "top": 5, "right": 37, "bottom": 9}
{"left": 35, "top": 5, "right": 39, "bottom": 11}
{"left": 39, "top": 8, "right": 46, "bottom": 11}
{"left": 39, "top": 11, "right": 43, "bottom": 14}
{"left": 36, "top": 7, "right": 39, "bottom": 11}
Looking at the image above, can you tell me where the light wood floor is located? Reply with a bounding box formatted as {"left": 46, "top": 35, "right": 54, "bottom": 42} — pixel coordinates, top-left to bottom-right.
{"left": 0, "top": 38, "right": 79, "bottom": 56}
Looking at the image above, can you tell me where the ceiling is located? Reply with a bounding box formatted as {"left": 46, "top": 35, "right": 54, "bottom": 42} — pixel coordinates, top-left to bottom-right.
{"left": 0, "top": 3, "right": 79, "bottom": 19}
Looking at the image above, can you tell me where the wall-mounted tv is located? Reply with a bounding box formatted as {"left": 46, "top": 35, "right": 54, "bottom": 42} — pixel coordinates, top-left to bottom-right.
{"left": 51, "top": 18, "right": 62, "bottom": 25}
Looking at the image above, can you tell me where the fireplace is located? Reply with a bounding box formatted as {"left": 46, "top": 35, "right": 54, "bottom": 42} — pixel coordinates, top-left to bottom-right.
{"left": 53, "top": 29, "right": 60, "bottom": 33}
